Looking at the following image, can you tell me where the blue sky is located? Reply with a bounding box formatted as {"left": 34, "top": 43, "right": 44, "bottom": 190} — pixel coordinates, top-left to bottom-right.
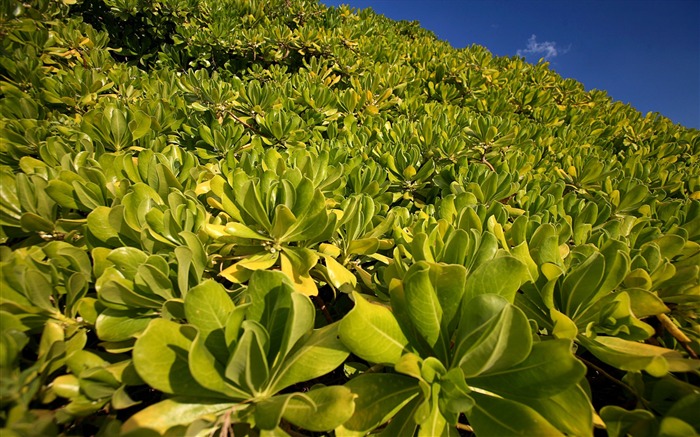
{"left": 321, "top": 0, "right": 700, "bottom": 129}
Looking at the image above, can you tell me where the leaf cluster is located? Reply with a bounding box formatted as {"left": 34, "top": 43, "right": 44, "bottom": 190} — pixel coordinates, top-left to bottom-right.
{"left": 1, "top": 0, "right": 699, "bottom": 436}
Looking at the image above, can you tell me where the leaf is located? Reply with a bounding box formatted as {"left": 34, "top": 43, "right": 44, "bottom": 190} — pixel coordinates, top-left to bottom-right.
{"left": 86, "top": 206, "right": 120, "bottom": 246}
{"left": 184, "top": 280, "right": 235, "bottom": 361}
{"left": 658, "top": 417, "right": 697, "bottom": 437}
{"left": 254, "top": 394, "right": 292, "bottom": 430}
{"left": 129, "top": 110, "right": 151, "bottom": 140}
{"left": 323, "top": 254, "right": 357, "bottom": 292}
{"left": 600, "top": 405, "right": 656, "bottom": 437}
{"left": 453, "top": 295, "right": 532, "bottom": 377}
{"left": 468, "top": 339, "right": 585, "bottom": 399}
{"left": 282, "top": 386, "right": 356, "bottom": 432}
{"left": 375, "top": 397, "right": 421, "bottom": 437}
{"left": 107, "top": 247, "right": 149, "bottom": 279}
{"left": 468, "top": 392, "right": 564, "bottom": 436}
{"left": 512, "top": 384, "right": 594, "bottom": 436}
{"left": 665, "top": 393, "right": 700, "bottom": 429}
{"left": 109, "top": 106, "right": 128, "bottom": 149}
{"left": 121, "top": 398, "right": 235, "bottom": 436}
{"left": 46, "top": 179, "right": 79, "bottom": 210}
{"left": 19, "top": 212, "right": 54, "bottom": 232}
{"left": 625, "top": 288, "right": 669, "bottom": 318}
{"left": 560, "top": 252, "right": 606, "bottom": 318}
{"left": 95, "top": 309, "right": 153, "bottom": 342}
{"left": 269, "top": 322, "right": 349, "bottom": 392}
{"left": 246, "top": 270, "right": 314, "bottom": 361}
{"left": 338, "top": 292, "right": 409, "bottom": 365}
{"left": 348, "top": 237, "right": 380, "bottom": 255}
{"left": 271, "top": 204, "right": 297, "bottom": 240}
{"left": 579, "top": 336, "right": 700, "bottom": 377}
{"left": 464, "top": 256, "right": 529, "bottom": 304}
{"left": 416, "top": 383, "right": 446, "bottom": 437}
{"left": 220, "top": 251, "right": 278, "bottom": 283}
{"left": 550, "top": 308, "right": 578, "bottom": 339}
{"left": 225, "top": 222, "right": 271, "bottom": 240}
{"left": 403, "top": 262, "right": 443, "bottom": 348}
{"left": 133, "top": 319, "right": 222, "bottom": 398}
{"left": 240, "top": 178, "right": 272, "bottom": 229}
{"left": 598, "top": 243, "right": 630, "bottom": 295}
{"left": 225, "top": 321, "right": 269, "bottom": 393}
{"left": 430, "top": 263, "right": 468, "bottom": 329}
{"left": 337, "top": 373, "right": 420, "bottom": 436}
{"left": 134, "top": 263, "right": 173, "bottom": 301}
{"left": 280, "top": 248, "right": 319, "bottom": 296}
{"left": 25, "top": 270, "right": 54, "bottom": 311}
{"left": 188, "top": 328, "right": 250, "bottom": 400}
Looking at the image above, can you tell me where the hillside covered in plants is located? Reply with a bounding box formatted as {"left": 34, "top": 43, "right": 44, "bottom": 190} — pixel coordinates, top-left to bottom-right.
{"left": 1, "top": 0, "right": 699, "bottom": 435}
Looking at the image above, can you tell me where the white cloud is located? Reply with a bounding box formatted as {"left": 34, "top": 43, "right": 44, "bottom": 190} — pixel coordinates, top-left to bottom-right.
{"left": 517, "top": 34, "right": 568, "bottom": 60}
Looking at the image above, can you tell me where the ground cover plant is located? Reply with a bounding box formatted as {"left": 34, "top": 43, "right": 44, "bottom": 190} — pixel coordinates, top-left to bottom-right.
{"left": 1, "top": 0, "right": 699, "bottom": 435}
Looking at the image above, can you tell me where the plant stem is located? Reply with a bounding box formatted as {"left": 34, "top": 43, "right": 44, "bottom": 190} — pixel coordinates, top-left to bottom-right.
{"left": 656, "top": 314, "right": 699, "bottom": 359}
{"left": 313, "top": 295, "right": 334, "bottom": 323}
{"left": 481, "top": 155, "right": 495, "bottom": 171}
{"left": 456, "top": 422, "right": 474, "bottom": 433}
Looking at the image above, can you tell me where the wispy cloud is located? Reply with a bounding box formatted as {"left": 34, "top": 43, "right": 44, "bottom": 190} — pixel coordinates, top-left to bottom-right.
{"left": 517, "top": 34, "right": 569, "bottom": 60}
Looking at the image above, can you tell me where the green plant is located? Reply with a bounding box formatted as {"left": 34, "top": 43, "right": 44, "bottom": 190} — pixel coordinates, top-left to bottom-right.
{"left": 1, "top": 0, "right": 698, "bottom": 435}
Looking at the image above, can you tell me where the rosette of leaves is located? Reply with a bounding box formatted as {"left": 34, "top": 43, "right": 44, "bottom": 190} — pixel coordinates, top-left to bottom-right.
{"left": 79, "top": 103, "right": 152, "bottom": 153}
{"left": 345, "top": 159, "right": 393, "bottom": 208}
{"left": 514, "top": 224, "right": 700, "bottom": 377}
{"left": 0, "top": 168, "right": 60, "bottom": 243}
{"left": 463, "top": 115, "right": 516, "bottom": 165}
{"left": 44, "top": 333, "right": 144, "bottom": 426}
{"left": 1, "top": 319, "right": 97, "bottom": 435}
{"left": 85, "top": 183, "right": 206, "bottom": 253}
{"left": 126, "top": 271, "right": 354, "bottom": 436}
{"left": 443, "top": 162, "right": 520, "bottom": 205}
{"left": 337, "top": 261, "right": 591, "bottom": 436}
{"left": 600, "top": 374, "right": 700, "bottom": 437}
{"left": 316, "top": 195, "right": 396, "bottom": 294}
{"left": 256, "top": 108, "right": 311, "bottom": 149}
{"left": 0, "top": 241, "right": 91, "bottom": 329}
{"left": 92, "top": 232, "right": 207, "bottom": 345}
{"left": 376, "top": 143, "right": 436, "bottom": 209}
{"left": 204, "top": 159, "right": 344, "bottom": 295}
{"left": 96, "top": 147, "right": 201, "bottom": 198}
{"left": 0, "top": 241, "right": 133, "bottom": 433}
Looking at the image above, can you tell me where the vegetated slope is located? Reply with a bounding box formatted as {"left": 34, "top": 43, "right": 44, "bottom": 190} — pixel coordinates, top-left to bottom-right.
{"left": 1, "top": 0, "right": 699, "bottom": 436}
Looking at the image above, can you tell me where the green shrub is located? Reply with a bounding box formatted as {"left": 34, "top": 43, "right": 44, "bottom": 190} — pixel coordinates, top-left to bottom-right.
{"left": 1, "top": 0, "right": 698, "bottom": 435}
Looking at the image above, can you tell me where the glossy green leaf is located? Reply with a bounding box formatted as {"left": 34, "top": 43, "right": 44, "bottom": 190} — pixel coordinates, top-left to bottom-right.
{"left": 560, "top": 252, "right": 606, "bottom": 318}
{"left": 600, "top": 406, "right": 656, "bottom": 437}
{"left": 270, "top": 322, "right": 349, "bottom": 392}
{"left": 464, "top": 256, "right": 529, "bottom": 304}
{"left": 121, "top": 398, "right": 235, "bottom": 436}
{"left": 337, "top": 373, "right": 420, "bottom": 436}
{"left": 453, "top": 295, "right": 532, "bottom": 377}
{"left": 579, "top": 336, "right": 700, "bottom": 377}
{"left": 188, "top": 328, "right": 250, "bottom": 400}
{"left": 338, "top": 292, "right": 409, "bottom": 365}
{"left": 246, "top": 270, "right": 314, "bottom": 361}
{"left": 95, "top": 309, "right": 153, "bottom": 342}
{"left": 403, "top": 262, "right": 443, "bottom": 348}
{"left": 282, "top": 385, "right": 356, "bottom": 431}
{"left": 225, "top": 320, "right": 269, "bottom": 393}
{"left": 323, "top": 254, "right": 357, "bottom": 292}
{"left": 469, "top": 339, "right": 584, "bottom": 399}
{"left": 184, "top": 279, "right": 234, "bottom": 361}
{"left": 468, "top": 392, "right": 564, "bottom": 436}
{"left": 133, "top": 319, "right": 221, "bottom": 398}
{"left": 417, "top": 383, "right": 446, "bottom": 437}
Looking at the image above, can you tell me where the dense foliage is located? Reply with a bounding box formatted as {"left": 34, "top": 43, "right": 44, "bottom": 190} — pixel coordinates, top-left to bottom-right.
{"left": 1, "top": 0, "right": 699, "bottom": 435}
